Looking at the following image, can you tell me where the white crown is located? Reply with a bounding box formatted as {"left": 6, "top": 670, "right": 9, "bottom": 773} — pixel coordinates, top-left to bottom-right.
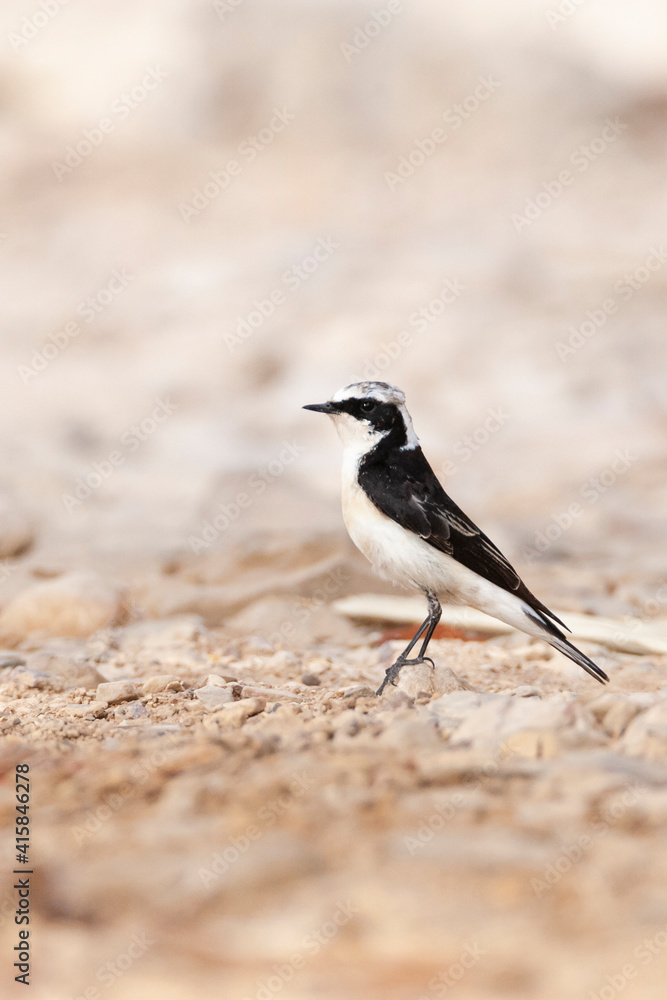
{"left": 331, "top": 381, "right": 407, "bottom": 406}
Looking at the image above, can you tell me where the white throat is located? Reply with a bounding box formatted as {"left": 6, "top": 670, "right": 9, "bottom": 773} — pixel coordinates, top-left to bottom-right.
{"left": 330, "top": 412, "right": 383, "bottom": 470}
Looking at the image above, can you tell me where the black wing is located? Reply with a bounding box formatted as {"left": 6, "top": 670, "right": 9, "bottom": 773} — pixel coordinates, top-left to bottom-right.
{"left": 358, "top": 445, "right": 568, "bottom": 631}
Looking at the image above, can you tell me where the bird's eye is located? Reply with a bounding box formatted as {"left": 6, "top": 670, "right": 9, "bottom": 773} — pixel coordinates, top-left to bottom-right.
{"left": 360, "top": 399, "right": 376, "bottom": 414}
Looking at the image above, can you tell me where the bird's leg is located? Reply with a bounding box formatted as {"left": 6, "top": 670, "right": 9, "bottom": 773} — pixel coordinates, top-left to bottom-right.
{"left": 377, "top": 592, "right": 442, "bottom": 695}
{"left": 416, "top": 591, "right": 442, "bottom": 660}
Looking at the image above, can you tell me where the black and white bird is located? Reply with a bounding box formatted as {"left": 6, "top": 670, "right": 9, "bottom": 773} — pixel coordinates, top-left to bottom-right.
{"left": 304, "top": 381, "right": 608, "bottom": 695}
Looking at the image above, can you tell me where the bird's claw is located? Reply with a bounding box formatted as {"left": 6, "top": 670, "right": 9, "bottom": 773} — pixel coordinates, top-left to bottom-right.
{"left": 376, "top": 655, "right": 436, "bottom": 696}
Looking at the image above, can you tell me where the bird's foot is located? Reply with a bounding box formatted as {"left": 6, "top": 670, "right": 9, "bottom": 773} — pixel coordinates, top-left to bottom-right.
{"left": 376, "top": 655, "right": 435, "bottom": 696}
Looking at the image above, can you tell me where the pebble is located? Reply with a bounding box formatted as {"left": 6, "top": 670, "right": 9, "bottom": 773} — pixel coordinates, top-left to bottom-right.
{"left": 26, "top": 651, "right": 106, "bottom": 691}
{"left": 341, "top": 685, "right": 376, "bottom": 698}
{"left": 513, "top": 686, "right": 542, "bottom": 698}
{"left": 96, "top": 680, "right": 139, "bottom": 706}
{"left": 195, "top": 685, "right": 235, "bottom": 710}
{"left": 119, "top": 701, "right": 148, "bottom": 719}
{"left": 10, "top": 667, "right": 62, "bottom": 692}
{"left": 203, "top": 674, "right": 228, "bottom": 688}
{"left": 221, "top": 696, "right": 266, "bottom": 726}
{"left": 64, "top": 701, "right": 107, "bottom": 718}
{"left": 394, "top": 663, "right": 471, "bottom": 699}
{"left": 0, "top": 654, "right": 26, "bottom": 670}
{"left": 301, "top": 673, "right": 321, "bottom": 686}
{"left": 142, "top": 675, "right": 183, "bottom": 694}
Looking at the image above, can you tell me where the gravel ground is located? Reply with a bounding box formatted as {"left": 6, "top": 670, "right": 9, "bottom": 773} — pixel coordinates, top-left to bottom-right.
{"left": 1, "top": 588, "right": 667, "bottom": 1000}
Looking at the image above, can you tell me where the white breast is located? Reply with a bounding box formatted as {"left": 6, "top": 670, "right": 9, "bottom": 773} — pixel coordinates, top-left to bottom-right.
{"left": 339, "top": 452, "right": 535, "bottom": 636}
{"left": 340, "top": 454, "right": 460, "bottom": 597}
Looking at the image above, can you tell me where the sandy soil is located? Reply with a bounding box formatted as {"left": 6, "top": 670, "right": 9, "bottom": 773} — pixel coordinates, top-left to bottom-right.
{"left": 1, "top": 572, "right": 667, "bottom": 1000}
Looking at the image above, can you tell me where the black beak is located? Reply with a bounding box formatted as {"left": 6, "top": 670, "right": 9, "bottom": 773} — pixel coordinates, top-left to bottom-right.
{"left": 303, "top": 402, "right": 337, "bottom": 414}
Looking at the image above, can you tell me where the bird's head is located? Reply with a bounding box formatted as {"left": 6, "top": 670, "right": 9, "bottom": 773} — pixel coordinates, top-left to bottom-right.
{"left": 303, "top": 381, "right": 418, "bottom": 455}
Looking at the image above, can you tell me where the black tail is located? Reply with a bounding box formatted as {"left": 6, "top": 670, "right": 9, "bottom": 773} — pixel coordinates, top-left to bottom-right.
{"left": 524, "top": 609, "right": 608, "bottom": 685}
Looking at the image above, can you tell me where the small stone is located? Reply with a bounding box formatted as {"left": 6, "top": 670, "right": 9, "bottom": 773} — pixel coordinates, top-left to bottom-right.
{"left": 24, "top": 651, "right": 106, "bottom": 691}
{"left": 96, "top": 680, "right": 139, "bottom": 706}
{"left": 301, "top": 673, "right": 321, "bottom": 686}
{"left": 392, "top": 663, "right": 470, "bottom": 700}
{"left": 513, "top": 686, "right": 542, "bottom": 698}
{"left": 64, "top": 701, "right": 107, "bottom": 718}
{"left": 11, "top": 667, "right": 62, "bottom": 691}
{"left": 342, "top": 685, "right": 376, "bottom": 699}
{"left": 124, "top": 701, "right": 148, "bottom": 719}
{"left": 220, "top": 696, "right": 266, "bottom": 726}
{"left": 203, "top": 674, "right": 228, "bottom": 688}
{"left": 0, "top": 654, "right": 25, "bottom": 670}
{"left": 142, "top": 675, "right": 183, "bottom": 694}
{"left": 195, "top": 685, "right": 235, "bottom": 710}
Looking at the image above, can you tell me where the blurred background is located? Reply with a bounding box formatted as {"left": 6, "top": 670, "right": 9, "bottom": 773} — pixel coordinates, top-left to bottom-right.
{"left": 1, "top": 0, "right": 666, "bottom": 604}
{"left": 2, "top": 1, "right": 667, "bottom": 998}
